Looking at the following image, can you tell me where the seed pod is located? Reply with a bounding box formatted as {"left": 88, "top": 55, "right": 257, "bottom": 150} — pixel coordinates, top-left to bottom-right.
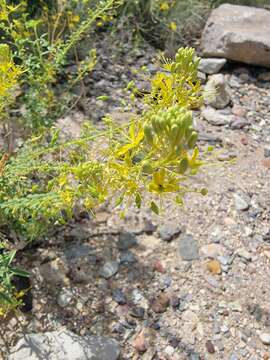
{"left": 175, "top": 144, "right": 184, "bottom": 156}
{"left": 185, "top": 126, "right": 193, "bottom": 140}
{"left": 171, "top": 124, "right": 180, "bottom": 144}
{"left": 175, "top": 53, "right": 181, "bottom": 62}
{"left": 175, "top": 127, "right": 185, "bottom": 146}
{"left": 178, "top": 158, "right": 189, "bottom": 174}
{"left": 188, "top": 131, "right": 198, "bottom": 149}
{"left": 182, "top": 112, "right": 193, "bottom": 128}
{"left": 151, "top": 117, "right": 159, "bottom": 134}
{"left": 144, "top": 125, "right": 154, "bottom": 144}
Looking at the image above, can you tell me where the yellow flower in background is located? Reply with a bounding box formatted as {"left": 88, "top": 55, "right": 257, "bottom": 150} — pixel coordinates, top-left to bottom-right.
{"left": 160, "top": 2, "right": 169, "bottom": 11}
{"left": 170, "top": 21, "right": 177, "bottom": 32}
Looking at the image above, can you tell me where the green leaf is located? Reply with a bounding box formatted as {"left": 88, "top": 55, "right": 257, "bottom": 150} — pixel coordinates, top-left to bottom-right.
{"left": 135, "top": 193, "right": 141, "bottom": 208}
{"left": 150, "top": 201, "right": 159, "bottom": 215}
{"left": 97, "top": 95, "right": 109, "bottom": 101}
{"left": 10, "top": 267, "right": 30, "bottom": 277}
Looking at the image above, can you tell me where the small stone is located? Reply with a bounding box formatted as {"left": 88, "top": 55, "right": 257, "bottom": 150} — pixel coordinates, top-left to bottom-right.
{"left": 220, "top": 325, "right": 229, "bottom": 333}
{"left": 207, "top": 259, "right": 222, "bottom": 274}
{"left": 198, "top": 58, "right": 227, "bottom": 74}
{"left": 169, "top": 337, "right": 180, "bottom": 348}
{"left": 210, "top": 226, "right": 223, "bottom": 243}
{"left": 260, "top": 333, "right": 270, "bottom": 345}
{"left": 237, "top": 248, "right": 252, "bottom": 262}
{"left": 130, "top": 306, "right": 145, "bottom": 319}
{"left": 133, "top": 329, "right": 154, "bottom": 354}
{"left": 189, "top": 353, "right": 201, "bottom": 360}
{"left": 150, "top": 293, "right": 170, "bottom": 313}
{"left": 264, "top": 145, "right": 270, "bottom": 158}
{"left": 230, "top": 117, "right": 248, "bottom": 130}
{"left": 204, "top": 74, "right": 231, "bottom": 109}
{"left": 217, "top": 255, "right": 232, "bottom": 266}
{"left": 178, "top": 234, "right": 199, "bottom": 261}
{"left": 233, "top": 194, "right": 250, "bottom": 211}
{"left": 164, "top": 345, "right": 175, "bottom": 356}
{"left": 153, "top": 260, "right": 165, "bottom": 273}
{"left": 204, "top": 275, "right": 222, "bottom": 289}
{"left": 100, "top": 261, "right": 119, "bottom": 279}
{"left": 205, "top": 340, "right": 215, "bottom": 354}
{"left": 133, "top": 331, "right": 148, "bottom": 353}
{"left": 202, "top": 107, "right": 232, "bottom": 126}
{"left": 112, "top": 289, "right": 127, "bottom": 305}
{"left": 119, "top": 251, "right": 136, "bottom": 265}
{"left": 158, "top": 222, "right": 182, "bottom": 242}
{"left": 117, "top": 232, "right": 137, "bottom": 250}
{"left": 170, "top": 295, "right": 180, "bottom": 309}
{"left": 231, "top": 104, "right": 247, "bottom": 117}
{"left": 182, "top": 310, "right": 198, "bottom": 325}
{"left": 201, "top": 243, "right": 225, "bottom": 258}
{"left": 57, "top": 289, "right": 73, "bottom": 308}
{"left": 131, "top": 289, "right": 143, "bottom": 304}
{"left": 143, "top": 219, "right": 157, "bottom": 234}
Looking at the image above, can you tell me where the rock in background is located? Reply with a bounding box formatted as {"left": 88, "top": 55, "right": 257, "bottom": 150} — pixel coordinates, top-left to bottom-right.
{"left": 201, "top": 4, "right": 270, "bottom": 68}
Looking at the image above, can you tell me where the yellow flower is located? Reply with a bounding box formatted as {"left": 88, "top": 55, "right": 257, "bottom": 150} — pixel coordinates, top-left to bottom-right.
{"left": 170, "top": 21, "right": 177, "bottom": 32}
{"left": 160, "top": 2, "right": 170, "bottom": 11}
{"left": 149, "top": 168, "right": 179, "bottom": 194}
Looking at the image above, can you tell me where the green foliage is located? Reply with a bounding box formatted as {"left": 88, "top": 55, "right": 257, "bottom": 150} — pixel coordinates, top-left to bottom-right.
{"left": 0, "top": 47, "right": 205, "bottom": 239}
{"left": 0, "top": 0, "right": 120, "bottom": 129}
{"left": 0, "top": 242, "right": 30, "bottom": 316}
{"left": 0, "top": 1, "right": 207, "bottom": 317}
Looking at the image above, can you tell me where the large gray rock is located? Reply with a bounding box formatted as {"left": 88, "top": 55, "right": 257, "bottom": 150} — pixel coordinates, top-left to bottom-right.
{"left": 201, "top": 4, "right": 270, "bottom": 68}
{"left": 8, "top": 330, "right": 120, "bottom": 360}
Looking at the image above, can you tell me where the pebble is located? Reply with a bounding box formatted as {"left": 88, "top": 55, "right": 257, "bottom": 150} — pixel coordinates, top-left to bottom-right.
{"left": 119, "top": 251, "right": 136, "bottom": 265}
{"left": 229, "top": 353, "right": 239, "bottom": 360}
{"left": 133, "top": 331, "right": 148, "bottom": 353}
{"left": 164, "top": 345, "right": 175, "bottom": 356}
{"left": 170, "top": 295, "right": 180, "bottom": 309}
{"left": 217, "top": 255, "right": 232, "bottom": 266}
{"left": 178, "top": 234, "right": 199, "bottom": 261}
{"left": 204, "top": 74, "right": 231, "bottom": 109}
{"left": 117, "top": 232, "right": 137, "bottom": 250}
{"left": 130, "top": 306, "right": 145, "bottom": 319}
{"left": 100, "top": 261, "right": 119, "bottom": 279}
{"left": 112, "top": 288, "right": 127, "bottom": 305}
{"left": 57, "top": 289, "right": 73, "bottom": 308}
{"left": 264, "top": 145, "right": 270, "bottom": 158}
{"left": 158, "top": 222, "right": 182, "bottom": 242}
{"left": 201, "top": 243, "right": 226, "bottom": 258}
{"left": 260, "top": 333, "right": 270, "bottom": 345}
{"left": 150, "top": 293, "right": 170, "bottom": 313}
{"left": 198, "top": 58, "right": 227, "bottom": 74}
{"left": 237, "top": 248, "right": 252, "bottom": 262}
{"left": 131, "top": 289, "right": 143, "bottom": 304}
{"left": 189, "top": 353, "right": 201, "bottom": 360}
{"left": 202, "top": 107, "right": 232, "bottom": 126}
{"left": 204, "top": 275, "right": 222, "bottom": 289}
{"left": 207, "top": 259, "right": 222, "bottom": 274}
{"left": 233, "top": 193, "right": 250, "bottom": 211}
{"left": 205, "top": 340, "right": 215, "bottom": 353}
